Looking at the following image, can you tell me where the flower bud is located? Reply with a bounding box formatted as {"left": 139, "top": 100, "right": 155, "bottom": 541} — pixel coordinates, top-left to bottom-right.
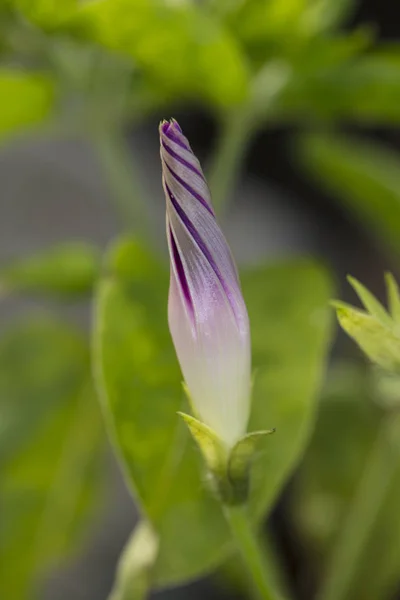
{"left": 160, "top": 119, "right": 251, "bottom": 448}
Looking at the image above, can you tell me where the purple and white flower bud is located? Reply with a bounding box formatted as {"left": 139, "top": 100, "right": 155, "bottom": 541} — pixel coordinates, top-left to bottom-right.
{"left": 160, "top": 119, "right": 251, "bottom": 449}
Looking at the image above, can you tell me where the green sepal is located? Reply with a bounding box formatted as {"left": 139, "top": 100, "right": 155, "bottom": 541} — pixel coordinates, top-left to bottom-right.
{"left": 333, "top": 301, "right": 400, "bottom": 373}
{"left": 177, "top": 412, "right": 227, "bottom": 482}
{"left": 178, "top": 412, "right": 275, "bottom": 505}
{"left": 385, "top": 272, "right": 400, "bottom": 325}
{"left": 181, "top": 382, "right": 200, "bottom": 420}
{"left": 347, "top": 276, "right": 392, "bottom": 327}
{"left": 228, "top": 429, "right": 276, "bottom": 504}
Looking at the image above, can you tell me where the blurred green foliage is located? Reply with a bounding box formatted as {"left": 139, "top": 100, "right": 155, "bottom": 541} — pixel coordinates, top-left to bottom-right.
{"left": 298, "top": 134, "right": 400, "bottom": 256}
{"left": 292, "top": 363, "right": 400, "bottom": 600}
{"left": 0, "top": 242, "right": 100, "bottom": 298}
{"left": 1, "top": 1, "right": 400, "bottom": 600}
{"left": 0, "top": 318, "right": 105, "bottom": 599}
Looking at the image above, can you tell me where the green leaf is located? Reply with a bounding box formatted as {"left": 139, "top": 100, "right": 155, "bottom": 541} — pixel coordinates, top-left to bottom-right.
{"left": 94, "top": 238, "right": 230, "bottom": 586}
{"left": 0, "top": 317, "right": 105, "bottom": 599}
{"left": 0, "top": 69, "right": 54, "bottom": 141}
{"left": 297, "top": 133, "right": 400, "bottom": 255}
{"left": 347, "top": 276, "right": 392, "bottom": 327}
{"left": 94, "top": 237, "right": 333, "bottom": 588}
{"left": 385, "top": 272, "right": 400, "bottom": 324}
{"left": 242, "top": 261, "right": 333, "bottom": 516}
{"left": 71, "top": 0, "right": 248, "bottom": 107}
{"left": 385, "top": 273, "right": 400, "bottom": 323}
{"left": 334, "top": 301, "right": 400, "bottom": 372}
{"left": 0, "top": 243, "right": 101, "bottom": 299}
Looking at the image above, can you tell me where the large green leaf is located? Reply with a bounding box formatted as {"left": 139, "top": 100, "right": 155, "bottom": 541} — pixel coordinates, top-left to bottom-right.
{"left": 0, "top": 70, "right": 54, "bottom": 140}
{"left": 0, "top": 242, "right": 101, "bottom": 299}
{"left": 94, "top": 237, "right": 333, "bottom": 588}
{"left": 93, "top": 238, "right": 231, "bottom": 585}
{"left": 297, "top": 133, "right": 400, "bottom": 255}
{"left": 243, "top": 260, "right": 333, "bottom": 516}
{"left": 70, "top": 0, "right": 248, "bottom": 107}
{"left": 0, "top": 317, "right": 105, "bottom": 600}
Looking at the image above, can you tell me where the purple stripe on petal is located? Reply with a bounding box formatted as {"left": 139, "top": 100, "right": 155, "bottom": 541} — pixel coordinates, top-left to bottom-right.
{"left": 161, "top": 140, "right": 204, "bottom": 180}
{"left": 168, "top": 223, "right": 194, "bottom": 317}
{"left": 164, "top": 162, "right": 214, "bottom": 217}
{"left": 161, "top": 121, "right": 190, "bottom": 150}
{"left": 165, "top": 181, "right": 239, "bottom": 325}
{"left": 171, "top": 118, "right": 182, "bottom": 133}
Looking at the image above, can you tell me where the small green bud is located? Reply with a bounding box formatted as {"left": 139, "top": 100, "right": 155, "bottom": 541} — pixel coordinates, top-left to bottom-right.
{"left": 333, "top": 274, "right": 400, "bottom": 373}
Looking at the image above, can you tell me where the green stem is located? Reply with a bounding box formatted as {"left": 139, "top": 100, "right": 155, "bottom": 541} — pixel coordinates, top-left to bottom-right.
{"left": 207, "top": 108, "right": 254, "bottom": 216}
{"left": 318, "top": 411, "right": 400, "bottom": 600}
{"left": 223, "top": 504, "right": 282, "bottom": 600}
{"left": 91, "top": 128, "right": 152, "bottom": 238}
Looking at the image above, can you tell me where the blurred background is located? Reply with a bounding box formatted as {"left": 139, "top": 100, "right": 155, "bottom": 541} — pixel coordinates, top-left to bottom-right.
{"left": 2, "top": 1, "right": 400, "bottom": 599}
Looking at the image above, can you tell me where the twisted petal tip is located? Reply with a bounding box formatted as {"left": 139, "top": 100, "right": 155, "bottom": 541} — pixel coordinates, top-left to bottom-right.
{"left": 160, "top": 118, "right": 182, "bottom": 136}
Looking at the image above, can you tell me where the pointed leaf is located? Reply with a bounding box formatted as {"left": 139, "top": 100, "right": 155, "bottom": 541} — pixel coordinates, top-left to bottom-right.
{"left": 385, "top": 273, "right": 400, "bottom": 324}
{"left": 334, "top": 301, "right": 400, "bottom": 372}
{"left": 347, "top": 276, "right": 392, "bottom": 327}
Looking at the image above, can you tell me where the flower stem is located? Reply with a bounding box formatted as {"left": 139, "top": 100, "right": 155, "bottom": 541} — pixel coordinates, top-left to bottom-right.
{"left": 318, "top": 411, "right": 400, "bottom": 600}
{"left": 207, "top": 108, "right": 254, "bottom": 217}
{"left": 91, "top": 127, "right": 152, "bottom": 239}
{"left": 223, "top": 504, "right": 283, "bottom": 600}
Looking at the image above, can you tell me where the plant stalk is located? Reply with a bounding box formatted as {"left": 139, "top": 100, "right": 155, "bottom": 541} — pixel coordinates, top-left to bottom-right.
{"left": 207, "top": 108, "right": 254, "bottom": 216}
{"left": 223, "top": 504, "right": 282, "bottom": 600}
{"left": 318, "top": 411, "right": 400, "bottom": 600}
{"left": 92, "top": 128, "right": 152, "bottom": 238}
